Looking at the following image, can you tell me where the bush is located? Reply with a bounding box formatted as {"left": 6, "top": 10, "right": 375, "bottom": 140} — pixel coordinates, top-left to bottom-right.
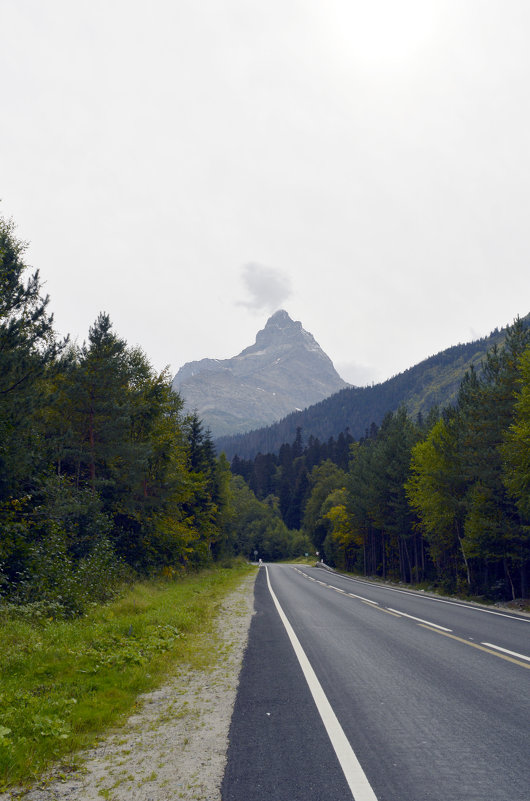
{"left": 1, "top": 526, "right": 125, "bottom": 619}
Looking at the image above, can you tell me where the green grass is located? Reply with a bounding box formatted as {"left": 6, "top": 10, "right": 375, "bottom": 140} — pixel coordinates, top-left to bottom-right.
{"left": 0, "top": 561, "right": 254, "bottom": 789}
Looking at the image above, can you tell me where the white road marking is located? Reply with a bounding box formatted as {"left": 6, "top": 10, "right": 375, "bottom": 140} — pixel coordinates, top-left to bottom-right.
{"left": 348, "top": 593, "right": 379, "bottom": 605}
{"left": 481, "top": 643, "right": 530, "bottom": 662}
{"left": 265, "top": 567, "right": 378, "bottom": 801}
{"left": 386, "top": 609, "right": 452, "bottom": 631}
{"left": 419, "top": 626, "right": 530, "bottom": 669}
{"left": 302, "top": 571, "right": 379, "bottom": 605}
{"left": 310, "top": 571, "right": 530, "bottom": 622}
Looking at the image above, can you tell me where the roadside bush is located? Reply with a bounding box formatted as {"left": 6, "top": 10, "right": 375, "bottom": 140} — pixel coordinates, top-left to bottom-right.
{"left": 76, "top": 535, "right": 128, "bottom": 603}
{"left": 1, "top": 527, "right": 125, "bottom": 619}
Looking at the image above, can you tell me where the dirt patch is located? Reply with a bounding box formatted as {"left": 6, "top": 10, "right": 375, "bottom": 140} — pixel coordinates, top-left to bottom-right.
{"left": 3, "top": 572, "right": 257, "bottom": 801}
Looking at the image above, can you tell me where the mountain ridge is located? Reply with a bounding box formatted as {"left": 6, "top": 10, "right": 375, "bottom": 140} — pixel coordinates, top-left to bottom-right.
{"left": 215, "top": 313, "right": 530, "bottom": 460}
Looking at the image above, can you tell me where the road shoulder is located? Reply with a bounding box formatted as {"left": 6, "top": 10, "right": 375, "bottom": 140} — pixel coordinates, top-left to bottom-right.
{"left": 222, "top": 566, "right": 352, "bottom": 801}
{"left": 2, "top": 572, "right": 257, "bottom": 801}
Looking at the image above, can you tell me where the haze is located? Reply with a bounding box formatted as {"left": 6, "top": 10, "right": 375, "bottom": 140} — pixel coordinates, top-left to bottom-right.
{"left": 1, "top": 0, "right": 528, "bottom": 385}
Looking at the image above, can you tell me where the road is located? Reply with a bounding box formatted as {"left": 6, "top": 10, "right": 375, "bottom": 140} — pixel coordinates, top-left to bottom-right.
{"left": 222, "top": 564, "right": 530, "bottom": 801}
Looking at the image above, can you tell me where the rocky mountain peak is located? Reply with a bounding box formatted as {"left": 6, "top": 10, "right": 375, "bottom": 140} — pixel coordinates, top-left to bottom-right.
{"left": 264, "top": 308, "right": 298, "bottom": 330}
{"left": 243, "top": 310, "right": 311, "bottom": 354}
{"left": 172, "top": 311, "right": 348, "bottom": 438}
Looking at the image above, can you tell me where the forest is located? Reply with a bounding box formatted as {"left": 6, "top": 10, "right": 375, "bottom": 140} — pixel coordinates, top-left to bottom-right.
{"left": 0, "top": 216, "right": 307, "bottom": 618}
{"left": 2, "top": 212, "right": 529, "bottom": 612}
{"left": 232, "top": 320, "right": 530, "bottom": 601}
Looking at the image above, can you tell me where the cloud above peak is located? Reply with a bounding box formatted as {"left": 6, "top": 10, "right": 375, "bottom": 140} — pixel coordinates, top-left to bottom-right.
{"left": 237, "top": 262, "right": 292, "bottom": 313}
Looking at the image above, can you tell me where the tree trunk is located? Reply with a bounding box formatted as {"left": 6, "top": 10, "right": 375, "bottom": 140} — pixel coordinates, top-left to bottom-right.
{"left": 88, "top": 400, "right": 96, "bottom": 491}
{"left": 504, "top": 558, "right": 516, "bottom": 601}
{"left": 363, "top": 533, "right": 366, "bottom": 576}
{"left": 455, "top": 523, "right": 471, "bottom": 586}
{"left": 403, "top": 538, "right": 413, "bottom": 584}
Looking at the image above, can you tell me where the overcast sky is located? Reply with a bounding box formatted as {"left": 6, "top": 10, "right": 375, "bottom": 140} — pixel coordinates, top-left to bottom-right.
{"left": 1, "top": 0, "right": 529, "bottom": 385}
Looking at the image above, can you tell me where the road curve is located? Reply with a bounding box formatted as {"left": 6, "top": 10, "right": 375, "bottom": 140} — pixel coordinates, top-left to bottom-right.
{"left": 222, "top": 564, "right": 530, "bottom": 801}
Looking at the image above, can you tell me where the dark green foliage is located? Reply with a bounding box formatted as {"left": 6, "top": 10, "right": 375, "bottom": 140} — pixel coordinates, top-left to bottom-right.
{"left": 503, "top": 345, "right": 530, "bottom": 521}
{"left": 7, "top": 527, "right": 123, "bottom": 617}
{"left": 229, "top": 319, "right": 530, "bottom": 600}
{"left": 37, "top": 317, "right": 201, "bottom": 573}
{"left": 351, "top": 408, "right": 421, "bottom": 582}
{"left": 407, "top": 319, "right": 530, "bottom": 598}
{"left": 2, "top": 214, "right": 528, "bottom": 606}
{"left": 303, "top": 460, "right": 347, "bottom": 555}
{"left": 228, "top": 476, "right": 311, "bottom": 562}
{"left": 0, "top": 213, "right": 253, "bottom": 614}
{"left": 0, "top": 218, "right": 62, "bottom": 501}
{"left": 0, "top": 300, "right": 238, "bottom": 611}
{"left": 231, "top": 428, "right": 354, "bottom": 502}
{"left": 181, "top": 412, "right": 231, "bottom": 563}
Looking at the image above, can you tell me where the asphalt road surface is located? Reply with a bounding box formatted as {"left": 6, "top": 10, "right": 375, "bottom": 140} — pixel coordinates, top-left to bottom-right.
{"left": 222, "top": 564, "right": 530, "bottom": 801}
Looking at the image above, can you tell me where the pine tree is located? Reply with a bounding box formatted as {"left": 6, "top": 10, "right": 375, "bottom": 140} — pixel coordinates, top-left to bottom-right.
{"left": 71, "top": 313, "right": 132, "bottom": 494}
{"left": 460, "top": 320, "right": 529, "bottom": 597}
{"left": 503, "top": 344, "right": 530, "bottom": 519}
{"left": 0, "top": 216, "right": 61, "bottom": 500}
{"left": 0, "top": 217, "right": 63, "bottom": 584}
{"left": 501, "top": 343, "right": 530, "bottom": 597}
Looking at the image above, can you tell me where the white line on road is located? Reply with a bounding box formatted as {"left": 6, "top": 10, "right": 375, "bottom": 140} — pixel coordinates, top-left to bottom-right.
{"left": 314, "top": 571, "right": 530, "bottom": 622}
{"left": 386, "top": 609, "right": 452, "bottom": 631}
{"left": 348, "top": 593, "right": 379, "bottom": 605}
{"left": 481, "top": 643, "right": 530, "bottom": 662}
{"left": 265, "top": 567, "right": 378, "bottom": 801}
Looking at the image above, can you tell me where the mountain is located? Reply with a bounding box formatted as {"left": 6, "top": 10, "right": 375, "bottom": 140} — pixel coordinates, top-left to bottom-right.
{"left": 172, "top": 310, "right": 348, "bottom": 438}
{"left": 215, "top": 314, "right": 530, "bottom": 460}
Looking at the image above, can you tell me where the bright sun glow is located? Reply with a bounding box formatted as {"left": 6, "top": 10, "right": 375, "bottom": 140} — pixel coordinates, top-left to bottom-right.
{"left": 323, "top": 0, "right": 439, "bottom": 72}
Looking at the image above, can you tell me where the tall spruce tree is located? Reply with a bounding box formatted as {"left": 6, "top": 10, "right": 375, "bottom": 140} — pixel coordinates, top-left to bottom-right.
{"left": 459, "top": 320, "right": 529, "bottom": 597}
{"left": 0, "top": 217, "right": 60, "bottom": 500}
{"left": 502, "top": 344, "right": 530, "bottom": 596}
{"left": 0, "top": 217, "right": 63, "bottom": 584}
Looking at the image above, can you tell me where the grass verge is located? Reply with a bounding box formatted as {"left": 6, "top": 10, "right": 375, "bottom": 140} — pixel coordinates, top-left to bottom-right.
{"left": 0, "top": 561, "right": 255, "bottom": 789}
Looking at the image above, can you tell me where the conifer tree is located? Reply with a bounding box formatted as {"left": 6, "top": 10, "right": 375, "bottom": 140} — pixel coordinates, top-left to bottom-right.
{"left": 459, "top": 320, "right": 529, "bottom": 597}
{"left": 501, "top": 343, "right": 530, "bottom": 596}
{"left": 0, "top": 217, "right": 61, "bottom": 500}
{"left": 503, "top": 344, "right": 530, "bottom": 519}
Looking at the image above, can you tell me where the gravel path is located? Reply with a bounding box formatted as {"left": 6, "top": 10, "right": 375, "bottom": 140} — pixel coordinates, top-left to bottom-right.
{"left": 4, "top": 572, "right": 257, "bottom": 801}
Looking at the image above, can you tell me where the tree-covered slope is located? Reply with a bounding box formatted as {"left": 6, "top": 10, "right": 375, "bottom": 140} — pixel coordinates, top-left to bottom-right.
{"left": 216, "top": 316, "right": 529, "bottom": 459}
